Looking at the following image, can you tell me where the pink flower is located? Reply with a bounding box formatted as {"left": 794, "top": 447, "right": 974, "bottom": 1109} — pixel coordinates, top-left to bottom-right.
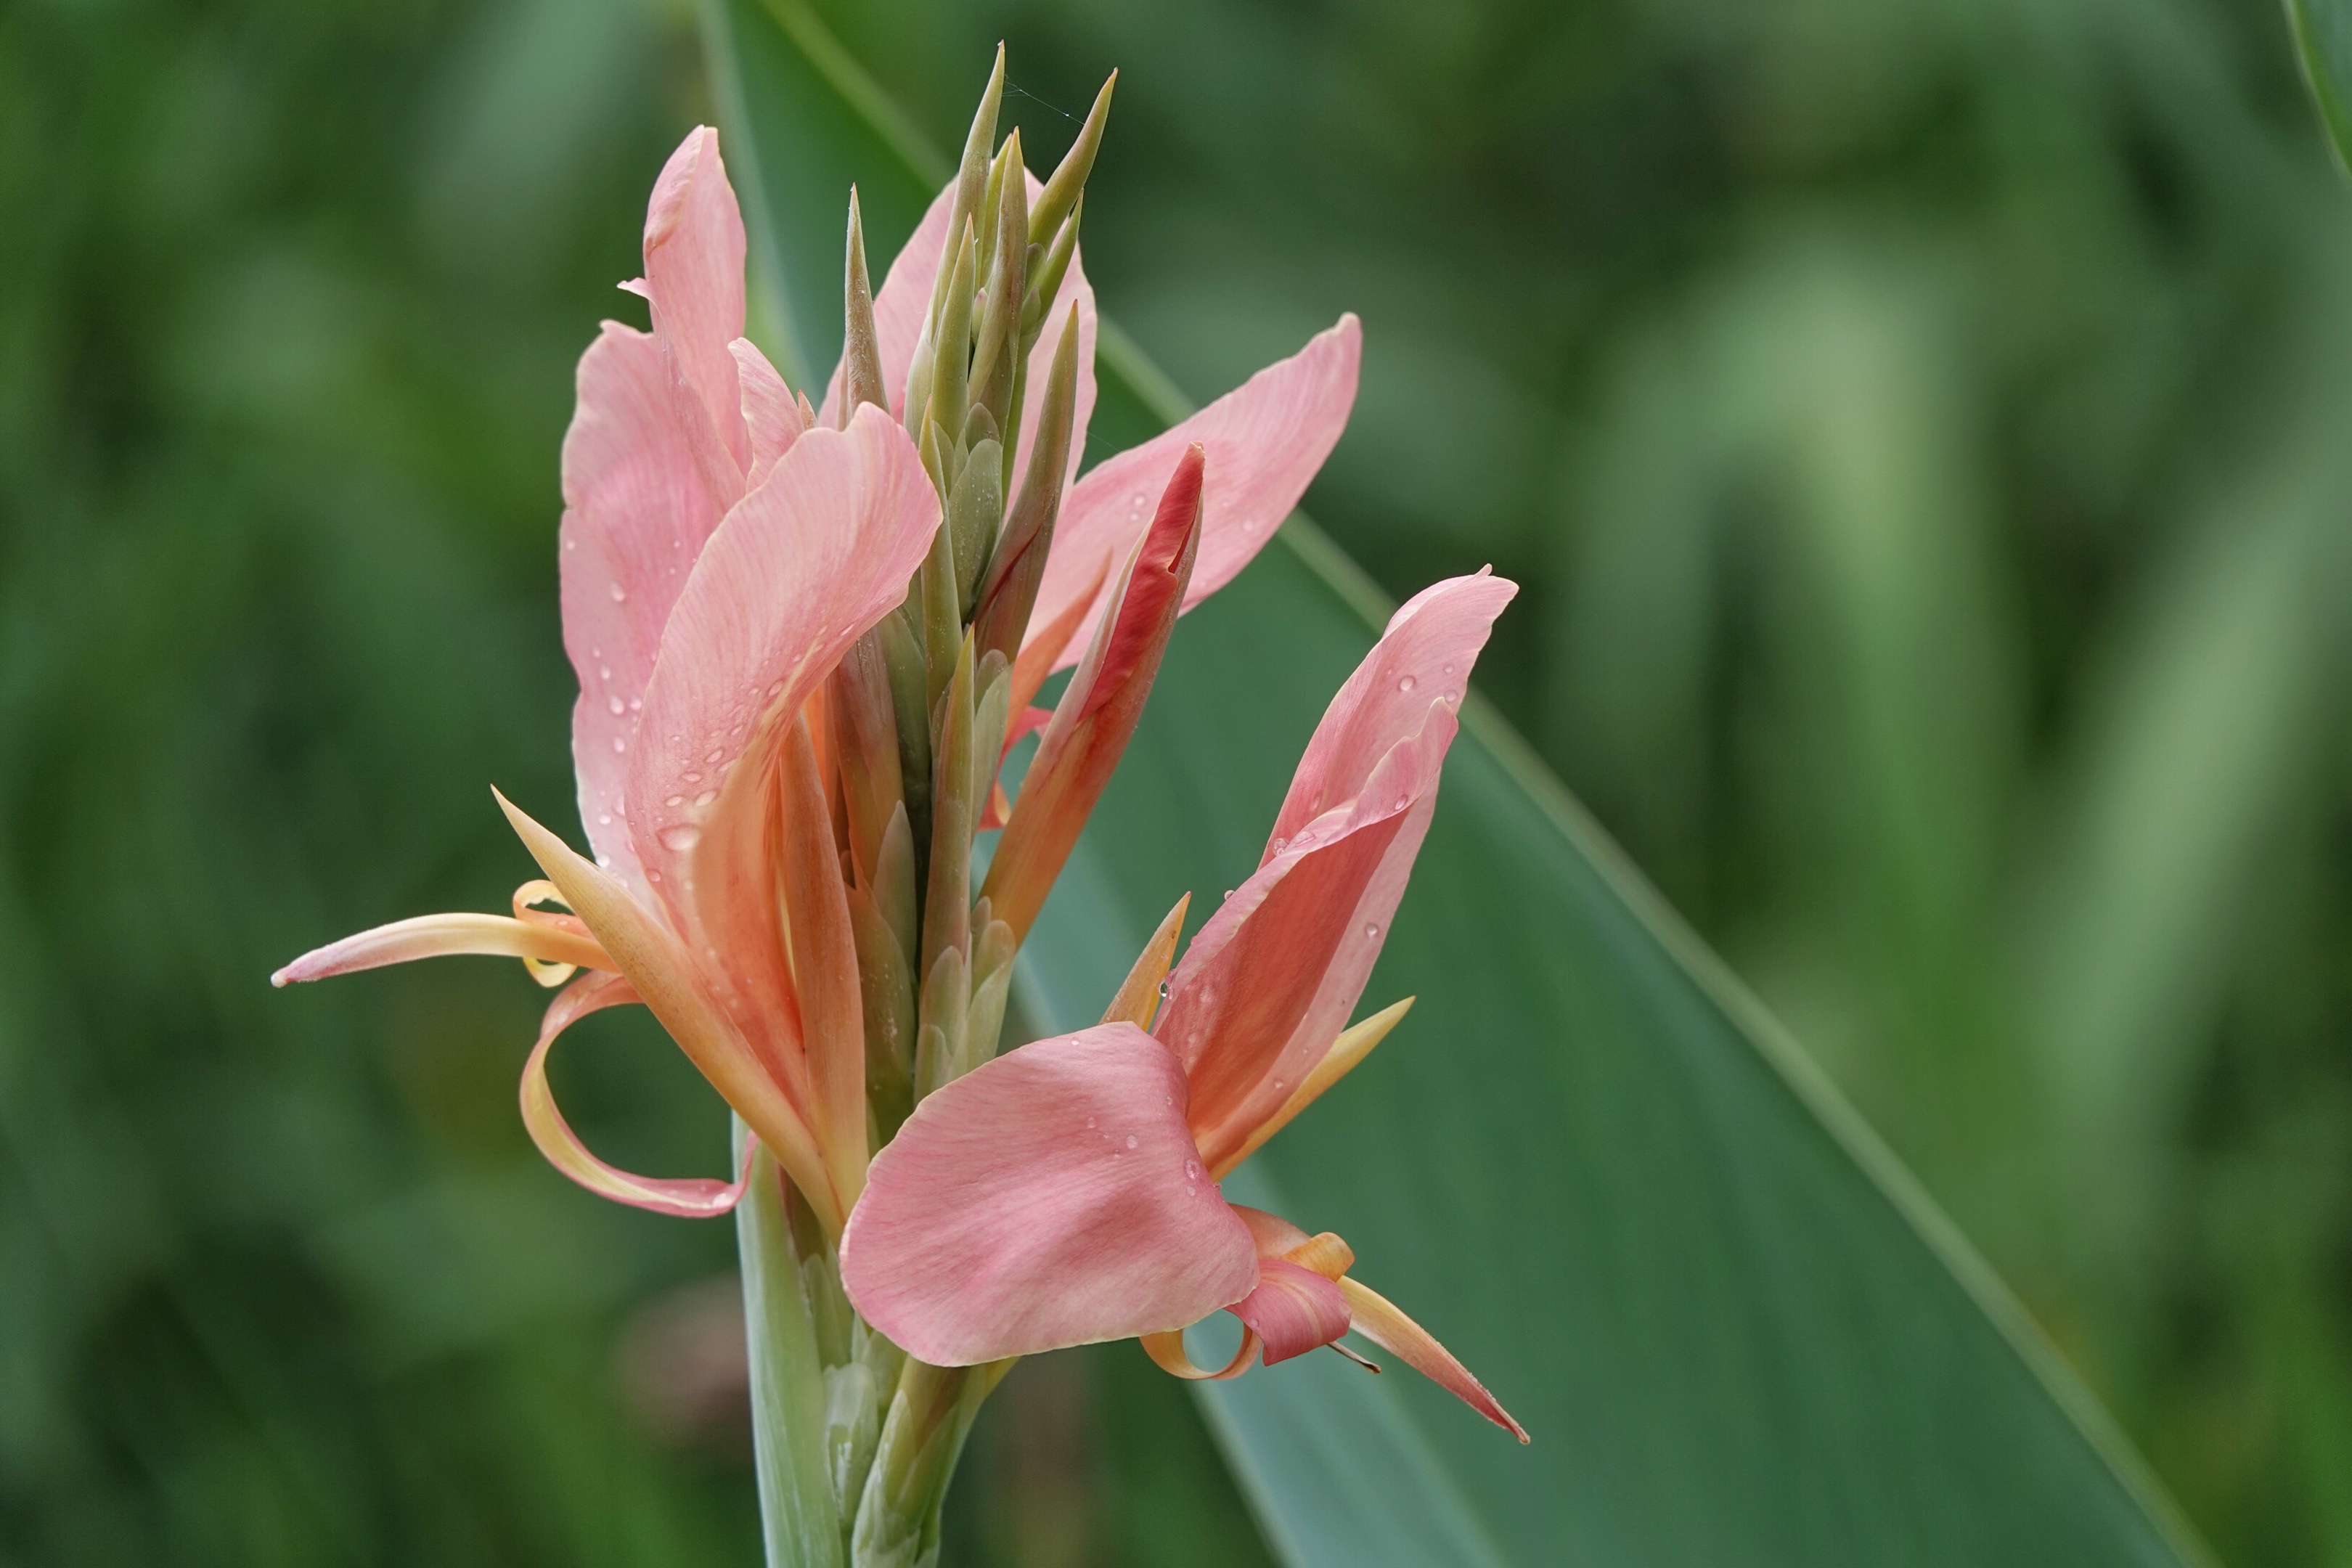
{"left": 271, "top": 126, "right": 1363, "bottom": 1240}
{"left": 838, "top": 573, "right": 1527, "bottom": 1440}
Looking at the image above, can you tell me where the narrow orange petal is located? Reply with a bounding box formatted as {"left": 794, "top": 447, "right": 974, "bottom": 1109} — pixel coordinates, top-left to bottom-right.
{"left": 779, "top": 718, "right": 869, "bottom": 1210}
{"left": 492, "top": 787, "right": 843, "bottom": 1236}
{"left": 1101, "top": 894, "right": 1191, "bottom": 1029}
{"left": 270, "top": 912, "right": 609, "bottom": 989}
{"left": 1140, "top": 1327, "right": 1259, "bottom": 1381}
{"left": 1209, "top": 997, "right": 1413, "bottom": 1179}
{"left": 520, "top": 971, "right": 755, "bottom": 1217}
{"left": 1337, "top": 1276, "right": 1528, "bottom": 1443}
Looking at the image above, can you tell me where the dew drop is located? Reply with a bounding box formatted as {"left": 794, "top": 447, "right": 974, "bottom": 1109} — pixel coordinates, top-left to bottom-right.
{"left": 682, "top": 770, "right": 703, "bottom": 785}
{"left": 1364, "top": 922, "right": 1381, "bottom": 940}
{"left": 563, "top": 536, "right": 576, "bottom": 551}
{"left": 607, "top": 695, "right": 626, "bottom": 716}
{"left": 629, "top": 697, "right": 642, "bottom": 712}
{"left": 659, "top": 823, "right": 702, "bottom": 852}
{"left": 596, "top": 812, "right": 613, "bottom": 826}
{"left": 706, "top": 747, "right": 723, "bottom": 764}
{"left": 1442, "top": 661, "right": 1456, "bottom": 674}
{"left": 611, "top": 737, "right": 627, "bottom": 754}
{"left": 1184, "top": 1160, "right": 1201, "bottom": 1182}
{"left": 1156, "top": 979, "right": 1169, "bottom": 1000}
{"left": 1124, "top": 1135, "right": 1138, "bottom": 1150}
{"left": 609, "top": 581, "right": 627, "bottom": 603}
{"left": 665, "top": 793, "right": 684, "bottom": 807}
{"left": 694, "top": 789, "right": 718, "bottom": 807}
{"left": 1397, "top": 674, "right": 1417, "bottom": 693}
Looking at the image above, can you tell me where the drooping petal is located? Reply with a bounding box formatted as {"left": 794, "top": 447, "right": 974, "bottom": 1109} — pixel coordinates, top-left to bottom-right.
{"left": 1159, "top": 572, "right": 1516, "bottom": 1172}
{"left": 642, "top": 127, "right": 748, "bottom": 476}
{"left": 731, "top": 337, "right": 807, "bottom": 489}
{"left": 823, "top": 173, "right": 1098, "bottom": 495}
{"left": 1268, "top": 569, "right": 1517, "bottom": 853}
{"left": 838, "top": 1024, "right": 1257, "bottom": 1366}
{"left": 1232, "top": 1258, "right": 1352, "bottom": 1365}
{"left": 623, "top": 405, "right": 938, "bottom": 1055}
{"left": 560, "top": 322, "right": 733, "bottom": 889}
{"left": 493, "top": 788, "right": 841, "bottom": 1235}
{"left": 1140, "top": 1326, "right": 1260, "bottom": 1380}
{"left": 1027, "top": 314, "right": 1360, "bottom": 671}
{"left": 269, "top": 912, "right": 611, "bottom": 987}
{"left": 519, "top": 971, "right": 755, "bottom": 1217}
{"left": 1339, "top": 1276, "right": 1529, "bottom": 1443}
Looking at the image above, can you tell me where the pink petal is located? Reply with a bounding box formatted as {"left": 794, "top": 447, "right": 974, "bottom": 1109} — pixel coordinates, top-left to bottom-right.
{"left": 1268, "top": 570, "right": 1516, "bottom": 854}
{"left": 1339, "top": 1276, "right": 1529, "bottom": 1442}
{"left": 269, "top": 912, "right": 608, "bottom": 987}
{"left": 519, "top": 971, "right": 755, "bottom": 1217}
{"left": 642, "top": 127, "right": 748, "bottom": 476}
{"left": 731, "top": 337, "right": 807, "bottom": 489}
{"left": 559, "top": 322, "right": 732, "bottom": 889}
{"left": 624, "top": 406, "right": 938, "bottom": 1052}
{"left": 838, "top": 1024, "right": 1257, "bottom": 1365}
{"left": 1161, "top": 572, "right": 1515, "bottom": 1173}
{"left": 821, "top": 173, "right": 1098, "bottom": 499}
{"left": 1233, "top": 1257, "right": 1352, "bottom": 1365}
{"left": 1027, "top": 315, "right": 1360, "bottom": 671}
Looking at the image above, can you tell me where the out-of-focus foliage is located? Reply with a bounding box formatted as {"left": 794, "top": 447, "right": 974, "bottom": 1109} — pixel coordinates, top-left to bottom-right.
{"left": 3, "top": 0, "right": 2348, "bottom": 1564}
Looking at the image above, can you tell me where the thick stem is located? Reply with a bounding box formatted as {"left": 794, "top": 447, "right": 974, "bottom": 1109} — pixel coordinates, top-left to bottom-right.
{"left": 736, "top": 1124, "right": 849, "bottom": 1568}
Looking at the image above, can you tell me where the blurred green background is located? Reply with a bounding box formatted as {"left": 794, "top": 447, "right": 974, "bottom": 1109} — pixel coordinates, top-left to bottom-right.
{"left": 5, "top": 0, "right": 2351, "bottom": 1562}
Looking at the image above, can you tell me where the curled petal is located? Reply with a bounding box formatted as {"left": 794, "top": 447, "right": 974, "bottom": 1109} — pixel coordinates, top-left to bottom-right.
{"left": 1141, "top": 1326, "right": 1260, "bottom": 1381}
{"left": 1029, "top": 314, "right": 1360, "bottom": 671}
{"left": 1233, "top": 1257, "right": 1352, "bottom": 1365}
{"left": 270, "top": 912, "right": 609, "bottom": 989}
{"left": 839, "top": 1024, "right": 1257, "bottom": 1365}
{"left": 493, "top": 788, "right": 841, "bottom": 1236}
{"left": 520, "top": 971, "right": 756, "bottom": 1217}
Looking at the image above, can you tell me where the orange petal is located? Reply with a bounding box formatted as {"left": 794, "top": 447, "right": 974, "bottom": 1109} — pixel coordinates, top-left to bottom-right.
{"left": 520, "top": 971, "right": 755, "bottom": 1217}
{"left": 1141, "top": 1326, "right": 1259, "bottom": 1381}
{"left": 270, "top": 912, "right": 609, "bottom": 989}
{"left": 779, "top": 718, "right": 869, "bottom": 1210}
{"left": 1101, "top": 894, "right": 1191, "bottom": 1029}
{"left": 492, "top": 787, "right": 842, "bottom": 1236}
{"left": 1337, "top": 1276, "right": 1528, "bottom": 1443}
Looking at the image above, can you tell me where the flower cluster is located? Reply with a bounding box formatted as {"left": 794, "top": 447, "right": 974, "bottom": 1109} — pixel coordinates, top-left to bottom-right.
{"left": 277, "top": 47, "right": 1521, "bottom": 1554}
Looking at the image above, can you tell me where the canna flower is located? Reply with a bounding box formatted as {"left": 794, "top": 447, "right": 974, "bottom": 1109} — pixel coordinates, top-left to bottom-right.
{"left": 273, "top": 128, "right": 942, "bottom": 1236}
{"left": 838, "top": 572, "right": 1528, "bottom": 1440}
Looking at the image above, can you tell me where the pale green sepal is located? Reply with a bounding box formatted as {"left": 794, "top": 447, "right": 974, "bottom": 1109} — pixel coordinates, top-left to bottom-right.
{"left": 735, "top": 1124, "right": 849, "bottom": 1568}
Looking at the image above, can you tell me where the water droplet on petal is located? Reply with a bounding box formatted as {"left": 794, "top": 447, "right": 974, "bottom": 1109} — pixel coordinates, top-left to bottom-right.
{"left": 607, "top": 695, "right": 626, "bottom": 716}
{"left": 1397, "top": 674, "right": 1417, "bottom": 693}
{"left": 1184, "top": 1160, "right": 1201, "bottom": 1181}
{"left": 693, "top": 789, "right": 717, "bottom": 807}
{"left": 564, "top": 536, "right": 576, "bottom": 551}
{"left": 609, "top": 581, "right": 627, "bottom": 603}
{"left": 666, "top": 794, "right": 684, "bottom": 807}
{"left": 1124, "top": 1135, "right": 1138, "bottom": 1150}
{"left": 682, "top": 770, "right": 702, "bottom": 785}
{"left": 1156, "top": 979, "right": 1169, "bottom": 999}
{"left": 1442, "top": 662, "right": 1456, "bottom": 674}
{"left": 1364, "top": 922, "right": 1381, "bottom": 940}
{"left": 658, "top": 823, "right": 701, "bottom": 852}
{"left": 611, "top": 737, "right": 626, "bottom": 754}
{"left": 629, "top": 697, "right": 642, "bottom": 712}
{"left": 596, "top": 812, "right": 613, "bottom": 826}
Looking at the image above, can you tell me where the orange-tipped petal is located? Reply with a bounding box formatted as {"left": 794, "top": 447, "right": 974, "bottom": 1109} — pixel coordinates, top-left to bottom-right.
{"left": 492, "top": 788, "right": 841, "bottom": 1236}
{"left": 269, "top": 912, "right": 611, "bottom": 988}
{"left": 824, "top": 171, "right": 1098, "bottom": 495}
{"left": 519, "top": 971, "right": 756, "bottom": 1217}
{"left": 1338, "top": 1275, "right": 1527, "bottom": 1443}
{"left": 981, "top": 447, "right": 1203, "bottom": 939}
{"left": 1102, "top": 894, "right": 1191, "bottom": 1029}
{"left": 779, "top": 719, "right": 869, "bottom": 1209}
{"left": 838, "top": 1024, "right": 1257, "bottom": 1365}
{"left": 1028, "top": 315, "right": 1360, "bottom": 671}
